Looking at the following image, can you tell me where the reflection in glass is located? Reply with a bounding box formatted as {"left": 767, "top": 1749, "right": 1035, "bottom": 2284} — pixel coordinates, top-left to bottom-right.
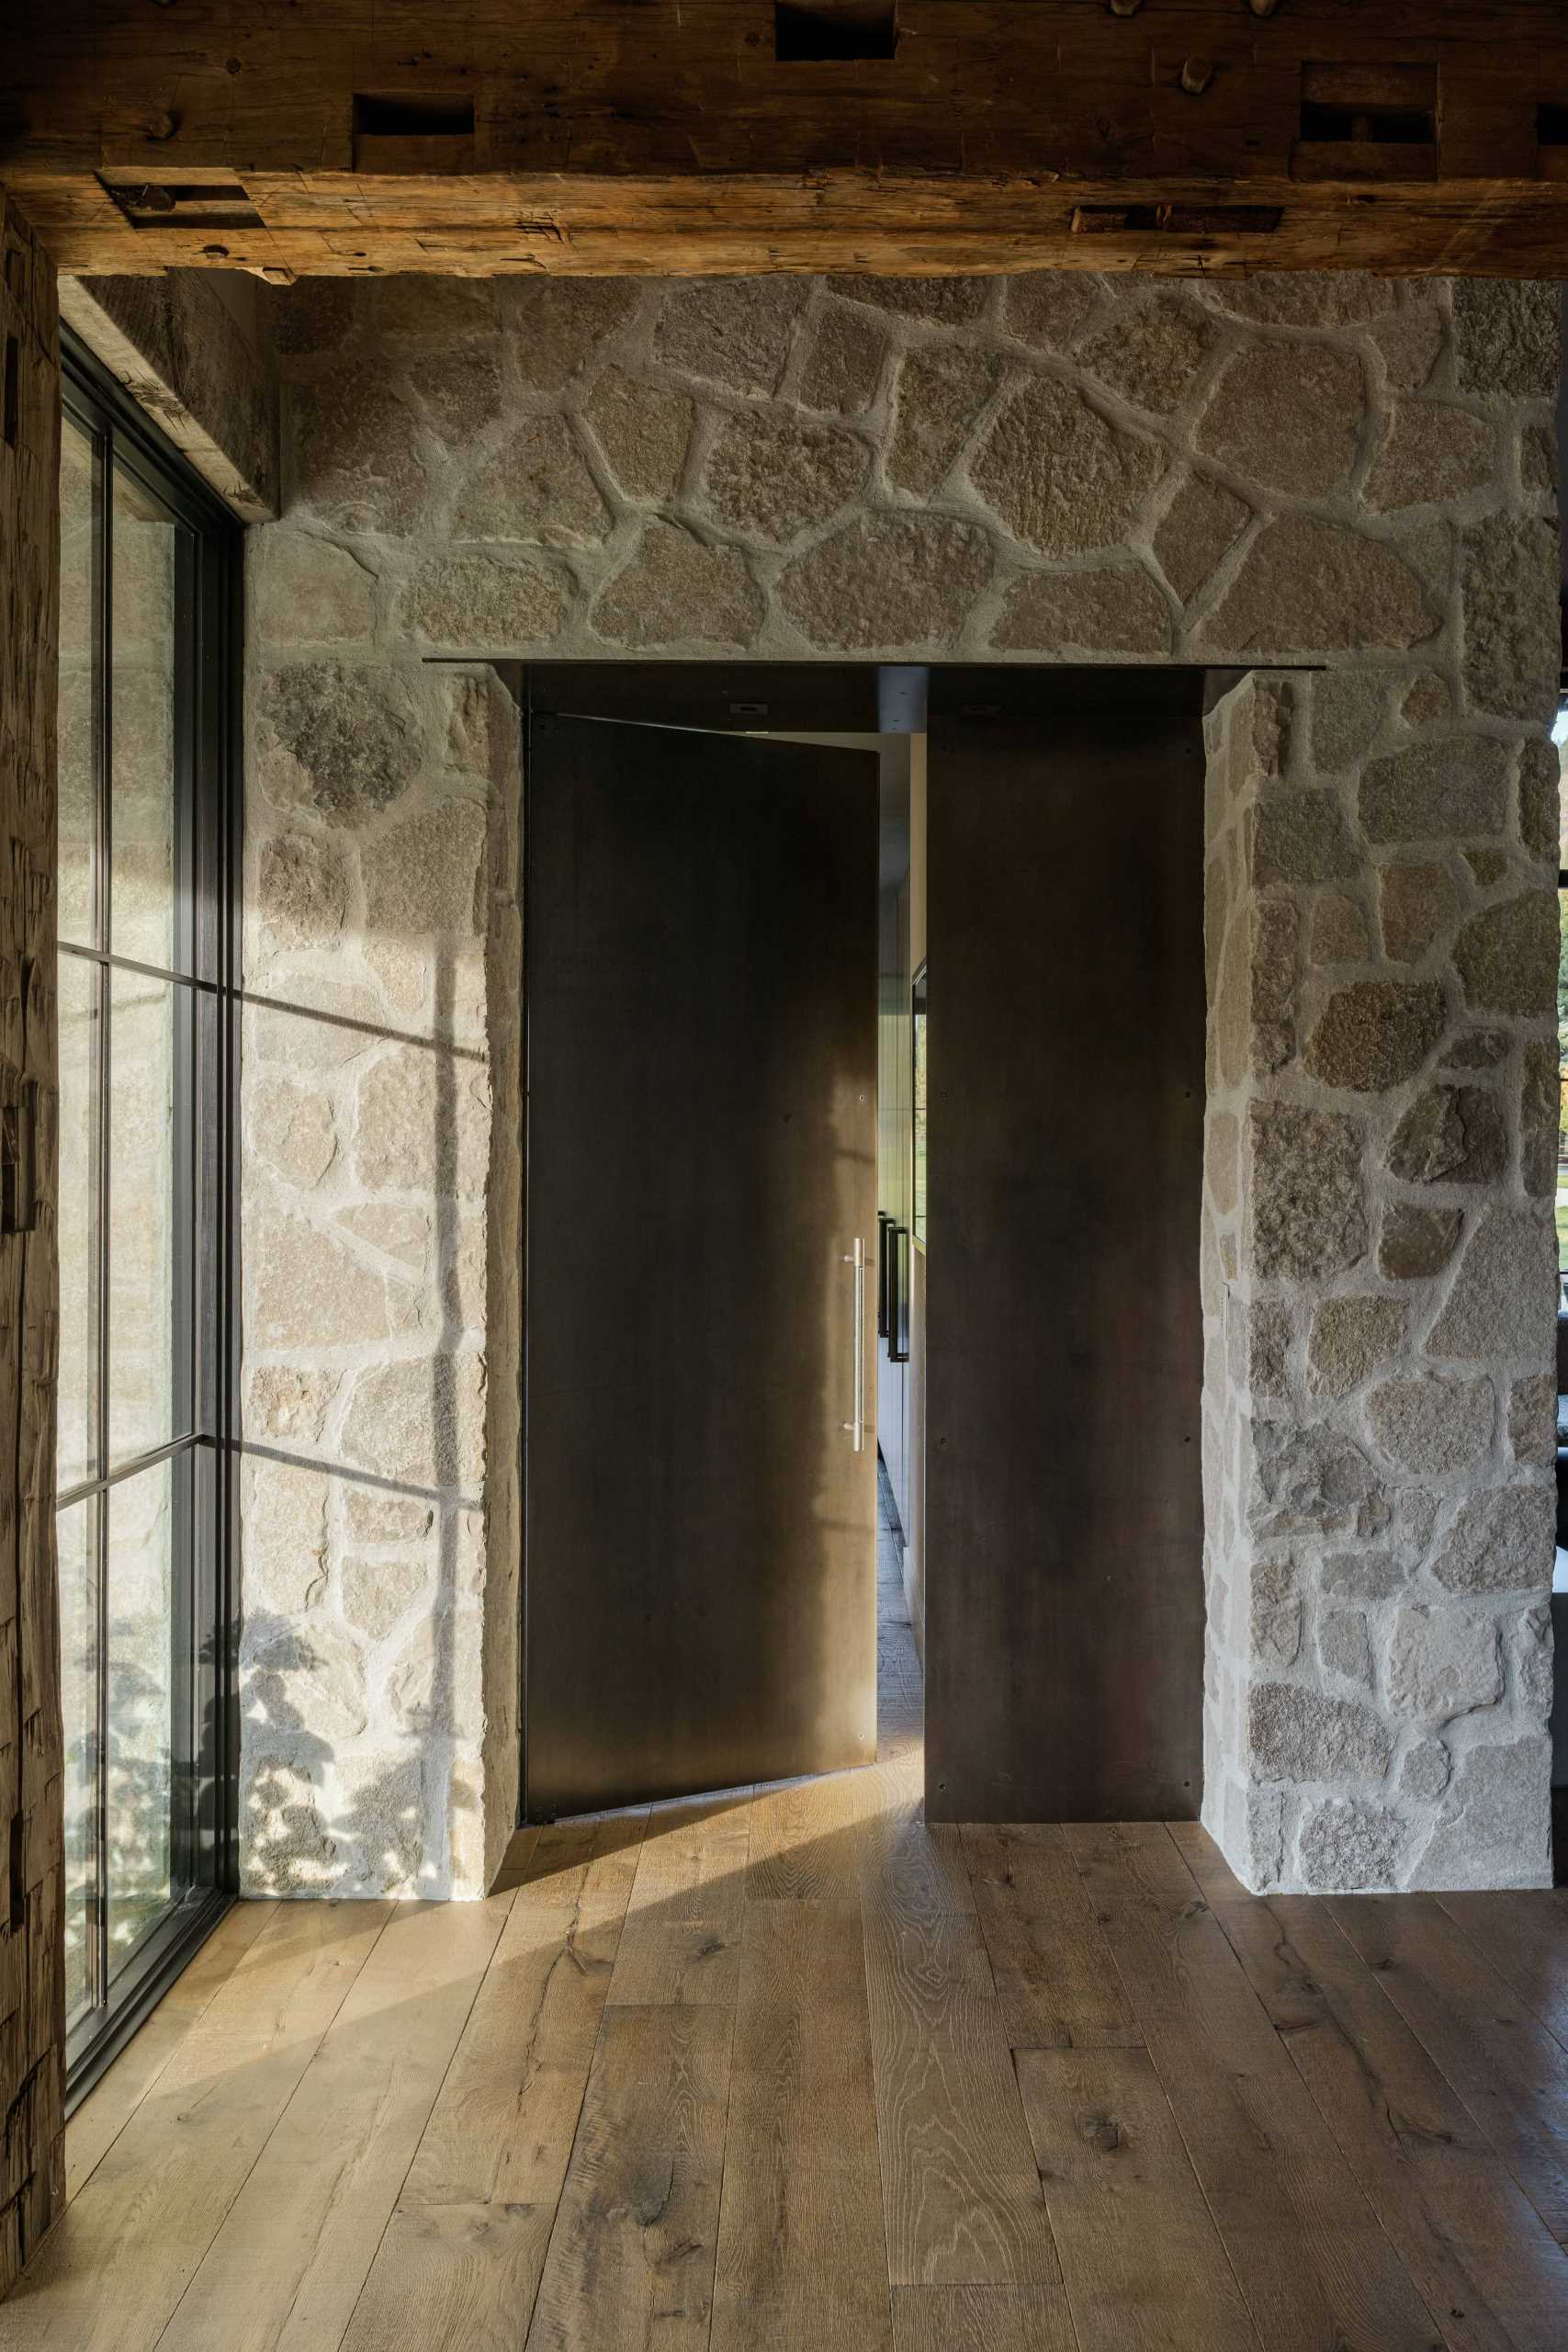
{"left": 111, "top": 466, "right": 183, "bottom": 970}
{"left": 61, "top": 1498, "right": 99, "bottom": 2024}
{"left": 58, "top": 416, "right": 100, "bottom": 950}
{"left": 107, "top": 1460, "right": 175, "bottom": 1973}
{"left": 108, "top": 969, "right": 185, "bottom": 1465}
{"left": 57, "top": 952, "right": 101, "bottom": 1492}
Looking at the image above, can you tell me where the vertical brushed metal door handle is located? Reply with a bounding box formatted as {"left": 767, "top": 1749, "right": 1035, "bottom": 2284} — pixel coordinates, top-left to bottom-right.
{"left": 841, "top": 1236, "right": 864, "bottom": 1452}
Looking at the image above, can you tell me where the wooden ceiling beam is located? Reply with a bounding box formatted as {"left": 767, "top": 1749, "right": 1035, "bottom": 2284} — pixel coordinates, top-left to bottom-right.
{"left": 5, "top": 3, "right": 1568, "bottom": 277}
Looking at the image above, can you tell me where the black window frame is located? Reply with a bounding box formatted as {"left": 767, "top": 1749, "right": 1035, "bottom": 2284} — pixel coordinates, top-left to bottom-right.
{"left": 58, "top": 329, "right": 242, "bottom": 2106}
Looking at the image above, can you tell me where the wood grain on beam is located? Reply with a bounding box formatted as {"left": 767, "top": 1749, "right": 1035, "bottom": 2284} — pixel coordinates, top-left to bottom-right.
{"left": 3, "top": 4, "right": 1568, "bottom": 276}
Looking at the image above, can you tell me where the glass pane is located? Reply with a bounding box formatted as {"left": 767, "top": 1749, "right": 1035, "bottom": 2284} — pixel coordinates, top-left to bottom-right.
{"left": 58, "top": 953, "right": 101, "bottom": 1491}
{"left": 109, "top": 969, "right": 189, "bottom": 1464}
{"left": 59, "top": 415, "right": 101, "bottom": 950}
{"left": 111, "top": 466, "right": 185, "bottom": 970}
{"left": 107, "top": 1459, "right": 177, "bottom": 1973}
{"left": 61, "top": 1496, "right": 100, "bottom": 2025}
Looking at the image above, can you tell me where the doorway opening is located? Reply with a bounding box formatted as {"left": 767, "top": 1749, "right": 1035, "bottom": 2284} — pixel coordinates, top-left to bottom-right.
{"left": 518, "top": 662, "right": 1207, "bottom": 1831}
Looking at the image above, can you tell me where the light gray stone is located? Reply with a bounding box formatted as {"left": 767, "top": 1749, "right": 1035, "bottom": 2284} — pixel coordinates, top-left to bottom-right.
{"left": 837, "top": 276, "right": 990, "bottom": 324}
{"left": 1318, "top": 1611, "right": 1372, "bottom": 1689}
{"left": 362, "top": 797, "right": 487, "bottom": 944}
{"left": 1366, "top": 1376, "right": 1495, "bottom": 1477}
{"left": 345, "top": 1489, "right": 434, "bottom": 1543}
{"left": 1386, "top": 1088, "right": 1507, "bottom": 1187}
{"left": 886, "top": 345, "right": 1000, "bottom": 494}
{"left": 1516, "top": 1605, "right": 1556, "bottom": 1721}
{"left": 1077, "top": 294, "right": 1215, "bottom": 415}
{"left": 250, "top": 1209, "right": 391, "bottom": 1350}
{"left": 1002, "top": 273, "right": 1100, "bottom": 351}
{"left": 1302, "top": 981, "right": 1445, "bottom": 1092}
{"left": 1379, "top": 862, "right": 1457, "bottom": 961}
{"left": 247, "top": 1623, "right": 367, "bottom": 1740}
{"left": 251, "top": 533, "right": 377, "bottom": 646}
{"left": 1416, "top": 1736, "right": 1552, "bottom": 1888}
{"left": 1309, "top": 894, "right": 1371, "bottom": 963}
{"left": 584, "top": 368, "right": 693, "bottom": 498}
{"left": 1426, "top": 1207, "right": 1557, "bottom": 1362}
{"left": 991, "top": 567, "right": 1171, "bottom": 656}
{"left": 1248, "top": 1683, "right": 1391, "bottom": 1782}
{"left": 1431, "top": 1485, "right": 1555, "bottom": 1596}
{"left": 594, "top": 521, "right": 764, "bottom": 650}
{"left": 1322, "top": 1551, "right": 1407, "bottom": 1604}
{"left": 1298, "top": 1799, "right": 1400, "bottom": 1890}
{"left": 1247, "top": 1302, "right": 1293, "bottom": 1399}
{"left": 1461, "top": 514, "right": 1563, "bottom": 722}
{"left": 256, "top": 663, "right": 422, "bottom": 827}
{"left": 704, "top": 406, "right": 867, "bottom": 543}
{"left": 1400, "top": 1736, "right": 1451, "bottom": 1803}
{"left": 342, "top": 1351, "right": 486, "bottom": 1488}
{"left": 1377, "top": 1201, "right": 1462, "bottom": 1283}
{"left": 969, "top": 377, "right": 1166, "bottom": 558}
{"left": 1359, "top": 738, "right": 1510, "bottom": 842}
{"left": 1523, "top": 1039, "right": 1561, "bottom": 1204}
{"left": 254, "top": 831, "right": 349, "bottom": 954}
{"left": 1206, "top": 276, "right": 1403, "bottom": 328}
{"left": 400, "top": 551, "right": 568, "bottom": 648}
{"left": 777, "top": 514, "right": 992, "bottom": 650}
{"left": 798, "top": 301, "right": 885, "bottom": 413}
{"left": 652, "top": 277, "right": 807, "bottom": 394}
{"left": 354, "top": 1046, "right": 490, "bottom": 1197}
{"left": 1313, "top": 673, "right": 1388, "bottom": 771}
{"left": 1253, "top": 789, "right": 1357, "bottom": 887}
{"left": 502, "top": 277, "right": 640, "bottom": 390}
{"left": 342, "top": 1554, "right": 429, "bottom": 1643}
{"left": 242, "top": 1458, "right": 330, "bottom": 1611}
{"left": 1249, "top": 1102, "right": 1367, "bottom": 1282}
{"left": 1517, "top": 739, "right": 1561, "bottom": 865}
{"left": 410, "top": 347, "right": 504, "bottom": 448}
{"left": 1153, "top": 472, "right": 1251, "bottom": 603}
{"left": 246, "top": 1364, "right": 338, "bottom": 1446}
{"left": 1452, "top": 890, "right": 1558, "bottom": 1016}
{"left": 1249, "top": 1423, "right": 1380, "bottom": 1538}
{"left": 289, "top": 369, "right": 426, "bottom": 535}
{"left": 1306, "top": 1296, "right": 1406, "bottom": 1397}
{"left": 1198, "top": 516, "right": 1434, "bottom": 656}
{"left": 1197, "top": 341, "right": 1363, "bottom": 496}
{"left": 1507, "top": 1373, "right": 1557, "bottom": 1466}
{"left": 1251, "top": 1560, "right": 1302, "bottom": 1668}
{"left": 1364, "top": 404, "right": 1495, "bottom": 512}
{"left": 250, "top": 1076, "right": 338, "bottom": 1191}
{"left": 1451, "top": 281, "right": 1561, "bottom": 401}
{"left": 453, "top": 416, "right": 612, "bottom": 548}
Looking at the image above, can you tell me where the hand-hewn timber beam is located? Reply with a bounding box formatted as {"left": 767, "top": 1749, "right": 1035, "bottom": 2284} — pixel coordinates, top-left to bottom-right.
{"left": 6, "top": 2, "right": 1568, "bottom": 277}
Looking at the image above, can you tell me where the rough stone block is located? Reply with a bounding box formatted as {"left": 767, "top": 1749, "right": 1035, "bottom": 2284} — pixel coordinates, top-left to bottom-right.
{"left": 1302, "top": 981, "right": 1445, "bottom": 1092}
{"left": 504, "top": 277, "right": 640, "bottom": 390}
{"left": 1431, "top": 1485, "right": 1555, "bottom": 1596}
{"left": 1416, "top": 1736, "right": 1552, "bottom": 1888}
{"left": 1249, "top": 1102, "right": 1367, "bottom": 1282}
{"left": 1078, "top": 293, "right": 1215, "bottom": 415}
{"left": 255, "top": 662, "right": 422, "bottom": 827}
{"left": 1196, "top": 516, "right": 1433, "bottom": 656}
{"left": 1248, "top": 1682, "right": 1391, "bottom": 1782}
{"left": 1364, "top": 403, "right": 1495, "bottom": 512}
{"left": 1378, "top": 1201, "right": 1462, "bottom": 1281}
{"left": 1426, "top": 1206, "right": 1557, "bottom": 1362}
{"left": 886, "top": 345, "right": 1000, "bottom": 495}
{"left": 1378, "top": 862, "right": 1457, "bottom": 961}
{"left": 454, "top": 416, "right": 612, "bottom": 548}
{"left": 1298, "top": 1798, "right": 1400, "bottom": 1889}
{"left": 652, "top": 279, "right": 807, "bottom": 396}
{"left": 1359, "top": 738, "right": 1510, "bottom": 842}
{"left": 583, "top": 368, "right": 693, "bottom": 498}
{"left": 1452, "top": 889, "right": 1558, "bottom": 1017}
{"left": 992, "top": 566, "right": 1171, "bottom": 656}
{"left": 1366, "top": 1375, "right": 1495, "bottom": 1477}
{"left": 1197, "top": 340, "right": 1363, "bottom": 496}
{"left": 1153, "top": 472, "right": 1250, "bottom": 604}
{"left": 595, "top": 521, "right": 764, "bottom": 650}
{"left": 1386, "top": 1087, "right": 1507, "bottom": 1186}
{"left": 969, "top": 377, "right": 1166, "bottom": 558}
{"left": 1253, "top": 789, "right": 1357, "bottom": 887}
{"left": 778, "top": 514, "right": 992, "bottom": 650}
{"left": 1306, "top": 1296, "right": 1406, "bottom": 1397}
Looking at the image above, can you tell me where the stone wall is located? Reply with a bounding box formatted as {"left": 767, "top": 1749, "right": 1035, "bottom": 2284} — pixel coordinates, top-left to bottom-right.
{"left": 249, "top": 266, "right": 1562, "bottom": 1896}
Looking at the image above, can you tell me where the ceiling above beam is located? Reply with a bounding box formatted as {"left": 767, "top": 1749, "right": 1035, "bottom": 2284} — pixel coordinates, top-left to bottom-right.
{"left": 5, "top": 2, "right": 1568, "bottom": 278}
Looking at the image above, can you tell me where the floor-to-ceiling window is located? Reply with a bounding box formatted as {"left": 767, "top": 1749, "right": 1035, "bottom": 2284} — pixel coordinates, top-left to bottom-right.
{"left": 57, "top": 334, "right": 240, "bottom": 2094}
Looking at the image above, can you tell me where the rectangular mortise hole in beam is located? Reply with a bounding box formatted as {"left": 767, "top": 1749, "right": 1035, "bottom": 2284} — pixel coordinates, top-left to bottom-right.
{"left": 1299, "top": 60, "right": 1437, "bottom": 146}
{"left": 775, "top": 0, "right": 897, "bottom": 62}
{"left": 1540, "top": 102, "right": 1568, "bottom": 145}
{"left": 353, "top": 93, "right": 477, "bottom": 139}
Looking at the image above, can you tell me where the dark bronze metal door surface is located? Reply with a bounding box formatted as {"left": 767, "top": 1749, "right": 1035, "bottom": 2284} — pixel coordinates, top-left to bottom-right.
{"left": 925, "top": 684, "right": 1206, "bottom": 1824}
{"left": 525, "top": 714, "right": 879, "bottom": 1818}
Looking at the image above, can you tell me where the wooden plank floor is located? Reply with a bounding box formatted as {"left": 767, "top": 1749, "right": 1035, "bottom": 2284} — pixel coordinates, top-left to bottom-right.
{"left": 9, "top": 1499, "right": 1568, "bottom": 2349}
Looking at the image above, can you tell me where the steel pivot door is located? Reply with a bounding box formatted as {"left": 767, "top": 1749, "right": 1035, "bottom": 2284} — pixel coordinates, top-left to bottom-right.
{"left": 925, "top": 678, "right": 1207, "bottom": 1824}
{"left": 525, "top": 713, "right": 880, "bottom": 1818}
